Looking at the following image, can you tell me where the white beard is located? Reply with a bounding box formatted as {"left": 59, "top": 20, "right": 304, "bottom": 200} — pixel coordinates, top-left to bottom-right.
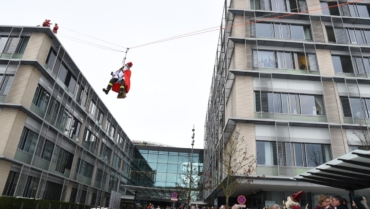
{"left": 285, "top": 197, "right": 301, "bottom": 209}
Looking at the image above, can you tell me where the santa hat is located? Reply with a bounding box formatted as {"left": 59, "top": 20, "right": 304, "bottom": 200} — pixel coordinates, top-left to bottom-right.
{"left": 290, "top": 191, "right": 304, "bottom": 202}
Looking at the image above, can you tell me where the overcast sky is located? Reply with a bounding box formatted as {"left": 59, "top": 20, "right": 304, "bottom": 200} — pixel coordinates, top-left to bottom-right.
{"left": 1, "top": 0, "right": 225, "bottom": 149}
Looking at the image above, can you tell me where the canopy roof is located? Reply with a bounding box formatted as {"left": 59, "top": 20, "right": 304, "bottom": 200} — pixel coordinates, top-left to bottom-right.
{"left": 294, "top": 150, "right": 370, "bottom": 191}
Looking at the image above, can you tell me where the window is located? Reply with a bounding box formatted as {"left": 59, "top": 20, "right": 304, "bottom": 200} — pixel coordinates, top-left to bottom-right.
{"left": 257, "top": 141, "right": 277, "bottom": 165}
{"left": 112, "top": 153, "right": 121, "bottom": 169}
{"left": 18, "top": 128, "right": 38, "bottom": 154}
{"left": 109, "top": 175, "right": 118, "bottom": 191}
{"left": 255, "top": 92, "right": 325, "bottom": 115}
{"left": 52, "top": 146, "right": 74, "bottom": 174}
{"left": 255, "top": 23, "right": 311, "bottom": 40}
{"left": 100, "top": 143, "right": 112, "bottom": 163}
{"left": 57, "top": 63, "right": 77, "bottom": 93}
{"left": 257, "top": 141, "right": 332, "bottom": 167}
{"left": 0, "top": 74, "right": 14, "bottom": 95}
{"left": 41, "top": 140, "right": 54, "bottom": 161}
{"left": 340, "top": 97, "right": 370, "bottom": 118}
{"left": 305, "top": 143, "right": 332, "bottom": 166}
{"left": 332, "top": 55, "right": 354, "bottom": 73}
{"left": 89, "top": 101, "right": 97, "bottom": 116}
{"left": 320, "top": 2, "right": 340, "bottom": 16}
{"left": 2, "top": 171, "right": 19, "bottom": 196}
{"left": 68, "top": 117, "right": 81, "bottom": 139}
{"left": 109, "top": 125, "right": 115, "bottom": 138}
{"left": 46, "top": 50, "right": 57, "bottom": 70}
{"left": 76, "top": 86, "right": 88, "bottom": 107}
{"left": 96, "top": 169, "right": 107, "bottom": 183}
{"left": 251, "top": 0, "right": 307, "bottom": 13}
{"left": 253, "top": 50, "right": 318, "bottom": 71}
{"left": 76, "top": 158, "right": 94, "bottom": 178}
{"left": 342, "top": 4, "right": 370, "bottom": 18}
{"left": 43, "top": 181, "right": 63, "bottom": 201}
{"left": 32, "top": 85, "right": 50, "bottom": 112}
{"left": 0, "top": 37, "right": 29, "bottom": 54}
{"left": 23, "top": 176, "right": 39, "bottom": 198}
{"left": 46, "top": 98, "right": 60, "bottom": 122}
{"left": 97, "top": 109, "right": 104, "bottom": 125}
{"left": 83, "top": 129, "right": 99, "bottom": 154}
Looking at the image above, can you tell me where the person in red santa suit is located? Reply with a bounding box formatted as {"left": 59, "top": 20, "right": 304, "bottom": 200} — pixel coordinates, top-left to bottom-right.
{"left": 42, "top": 19, "right": 52, "bottom": 27}
{"left": 285, "top": 191, "right": 304, "bottom": 209}
{"left": 102, "top": 62, "right": 133, "bottom": 99}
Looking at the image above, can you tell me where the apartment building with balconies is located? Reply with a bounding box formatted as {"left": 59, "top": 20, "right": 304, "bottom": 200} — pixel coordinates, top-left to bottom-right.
{"left": 0, "top": 26, "right": 152, "bottom": 208}
{"left": 203, "top": 0, "right": 370, "bottom": 208}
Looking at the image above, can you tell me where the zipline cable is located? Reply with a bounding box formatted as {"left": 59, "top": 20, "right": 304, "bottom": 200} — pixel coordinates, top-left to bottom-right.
{"left": 58, "top": 0, "right": 362, "bottom": 52}
{"left": 130, "top": 0, "right": 363, "bottom": 49}
{"left": 59, "top": 33, "right": 125, "bottom": 52}
{"left": 62, "top": 27, "right": 129, "bottom": 49}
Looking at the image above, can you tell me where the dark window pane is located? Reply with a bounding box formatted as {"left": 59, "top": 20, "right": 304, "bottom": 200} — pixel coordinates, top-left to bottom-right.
{"left": 335, "top": 28, "right": 348, "bottom": 43}
{"left": 341, "top": 97, "right": 352, "bottom": 117}
{"left": 41, "top": 140, "right": 54, "bottom": 161}
{"left": 355, "top": 30, "right": 365, "bottom": 44}
{"left": 294, "top": 143, "right": 304, "bottom": 166}
{"left": 68, "top": 76, "right": 77, "bottom": 93}
{"left": 306, "top": 144, "right": 324, "bottom": 167}
{"left": 261, "top": 92, "right": 274, "bottom": 113}
{"left": 257, "top": 141, "right": 276, "bottom": 165}
{"left": 364, "top": 30, "right": 370, "bottom": 44}
{"left": 326, "top": 27, "right": 336, "bottom": 42}
{"left": 255, "top": 92, "right": 261, "bottom": 112}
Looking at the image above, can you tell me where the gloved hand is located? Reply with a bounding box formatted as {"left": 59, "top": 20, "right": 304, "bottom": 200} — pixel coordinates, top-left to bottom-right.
{"left": 110, "top": 72, "right": 113, "bottom": 75}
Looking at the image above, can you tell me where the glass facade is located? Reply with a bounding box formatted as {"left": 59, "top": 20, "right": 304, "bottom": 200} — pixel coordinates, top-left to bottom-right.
{"left": 134, "top": 146, "right": 203, "bottom": 201}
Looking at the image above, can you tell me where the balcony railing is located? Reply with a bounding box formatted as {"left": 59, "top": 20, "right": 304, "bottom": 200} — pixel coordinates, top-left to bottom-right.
{"left": 0, "top": 53, "right": 23, "bottom": 59}
{"left": 255, "top": 112, "right": 327, "bottom": 122}
{"left": 30, "top": 103, "right": 46, "bottom": 118}
{"left": 256, "top": 165, "right": 311, "bottom": 176}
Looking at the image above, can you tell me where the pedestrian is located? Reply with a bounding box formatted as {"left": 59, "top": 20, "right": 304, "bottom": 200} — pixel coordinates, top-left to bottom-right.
{"left": 352, "top": 196, "right": 369, "bottom": 209}
{"left": 314, "top": 194, "right": 334, "bottom": 209}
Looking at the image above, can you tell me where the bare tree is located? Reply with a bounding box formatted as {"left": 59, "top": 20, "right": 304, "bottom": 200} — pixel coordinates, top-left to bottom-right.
{"left": 176, "top": 153, "right": 202, "bottom": 208}
{"left": 204, "top": 131, "right": 257, "bottom": 209}
{"left": 348, "top": 119, "right": 370, "bottom": 151}
{"left": 307, "top": 147, "right": 323, "bottom": 167}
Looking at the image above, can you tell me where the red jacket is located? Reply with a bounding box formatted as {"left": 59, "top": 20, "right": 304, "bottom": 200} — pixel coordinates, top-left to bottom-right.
{"left": 112, "top": 69, "right": 131, "bottom": 94}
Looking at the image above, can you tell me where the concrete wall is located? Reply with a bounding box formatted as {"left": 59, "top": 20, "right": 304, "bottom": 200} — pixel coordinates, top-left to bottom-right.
{"left": 330, "top": 127, "right": 348, "bottom": 158}
{"left": 311, "top": 20, "right": 326, "bottom": 43}
{"left": 317, "top": 49, "right": 335, "bottom": 76}
{"left": 231, "top": 16, "right": 245, "bottom": 38}
{"left": 232, "top": 0, "right": 249, "bottom": 9}
{"left": 23, "top": 32, "right": 52, "bottom": 64}
{"left": 322, "top": 81, "right": 343, "bottom": 123}
{"left": 5, "top": 65, "right": 41, "bottom": 109}
{"left": 0, "top": 108, "right": 27, "bottom": 158}
{"left": 307, "top": 0, "right": 322, "bottom": 15}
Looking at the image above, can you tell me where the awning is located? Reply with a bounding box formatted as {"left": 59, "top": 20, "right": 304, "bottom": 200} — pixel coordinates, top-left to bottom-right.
{"left": 123, "top": 185, "right": 186, "bottom": 201}
{"left": 294, "top": 150, "right": 370, "bottom": 191}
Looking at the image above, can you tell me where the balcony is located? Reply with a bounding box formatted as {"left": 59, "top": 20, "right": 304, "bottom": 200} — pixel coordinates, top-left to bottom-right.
{"left": 30, "top": 103, "right": 46, "bottom": 118}
{"left": 0, "top": 53, "right": 23, "bottom": 59}
{"left": 32, "top": 156, "right": 50, "bottom": 170}
{"left": 257, "top": 165, "right": 311, "bottom": 176}
{"left": 49, "top": 163, "right": 71, "bottom": 178}
{"left": 75, "top": 173, "right": 92, "bottom": 185}
{"left": 255, "top": 112, "right": 327, "bottom": 122}
{"left": 14, "top": 150, "right": 32, "bottom": 164}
